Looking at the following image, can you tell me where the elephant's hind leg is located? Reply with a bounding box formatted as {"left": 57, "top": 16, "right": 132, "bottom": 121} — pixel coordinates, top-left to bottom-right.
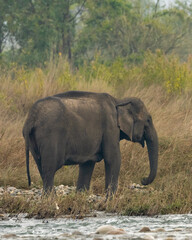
{"left": 77, "top": 161, "right": 95, "bottom": 191}
{"left": 40, "top": 144, "right": 62, "bottom": 193}
{"left": 41, "top": 157, "right": 56, "bottom": 193}
{"left": 37, "top": 130, "right": 66, "bottom": 193}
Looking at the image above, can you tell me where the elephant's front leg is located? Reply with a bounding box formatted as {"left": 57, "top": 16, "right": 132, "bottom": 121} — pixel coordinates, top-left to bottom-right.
{"left": 77, "top": 161, "right": 95, "bottom": 191}
{"left": 104, "top": 143, "right": 121, "bottom": 195}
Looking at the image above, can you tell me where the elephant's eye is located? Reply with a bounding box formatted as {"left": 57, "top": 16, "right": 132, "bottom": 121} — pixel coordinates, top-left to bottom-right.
{"left": 147, "top": 116, "right": 152, "bottom": 123}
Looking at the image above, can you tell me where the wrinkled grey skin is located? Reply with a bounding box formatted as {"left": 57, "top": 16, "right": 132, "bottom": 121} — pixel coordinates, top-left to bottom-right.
{"left": 23, "top": 91, "right": 158, "bottom": 194}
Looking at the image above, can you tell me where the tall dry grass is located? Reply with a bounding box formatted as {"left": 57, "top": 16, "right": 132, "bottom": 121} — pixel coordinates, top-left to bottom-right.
{"left": 0, "top": 58, "right": 115, "bottom": 188}
{"left": 0, "top": 55, "right": 192, "bottom": 215}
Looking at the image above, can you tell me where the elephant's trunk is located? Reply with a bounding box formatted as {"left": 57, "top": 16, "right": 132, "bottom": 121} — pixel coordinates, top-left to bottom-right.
{"left": 141, "top": 124, "right": 158, "bottom": 185}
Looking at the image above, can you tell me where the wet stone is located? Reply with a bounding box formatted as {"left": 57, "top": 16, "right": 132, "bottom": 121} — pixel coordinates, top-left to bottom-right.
{"left": 2, "top": 234, "right": 17, "bottom": 238}
{"left": 165, "top": 237, "right": 176, "bottom": 240}
{"left": 95, "top": 225, "right": 126, "bottom": 235}
{"left": 155, "top": 228, "right": 165, "bottom": 232}
{"left": 71, "top": 230, "right": 84, "bottom": 235}
{"left": 59, "top": 233, "right": 71, "bottom": 238}
{"left": 139, "top": 227, "right": 151, "bottom": 232}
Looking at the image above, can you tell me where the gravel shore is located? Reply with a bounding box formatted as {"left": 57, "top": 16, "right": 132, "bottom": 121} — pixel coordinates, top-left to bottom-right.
{"left": 0, "top": 185, "right": 75, "bottom": 197}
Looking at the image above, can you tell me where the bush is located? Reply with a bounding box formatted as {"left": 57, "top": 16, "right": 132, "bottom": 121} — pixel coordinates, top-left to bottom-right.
{"left": 142, "top": 50, "right": 192, "bottom": 94}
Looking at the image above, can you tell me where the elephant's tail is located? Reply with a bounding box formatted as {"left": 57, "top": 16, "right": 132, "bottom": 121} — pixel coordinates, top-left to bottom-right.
{"left": 23, "top": 123, "right": 42, "bottom": 187}
{"left": 23, "top": 122, "right": 32, "bottom": 187}
{"left": 25, "top": 138, "right": 31, "bottom": 187}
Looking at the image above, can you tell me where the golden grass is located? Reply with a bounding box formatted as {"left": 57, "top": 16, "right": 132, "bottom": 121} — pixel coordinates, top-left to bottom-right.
{"left": 0, "top": 57, "right": 192, "bottom": 216}
{"left": 0, "top": 191, "right": 92, "bottom": 218}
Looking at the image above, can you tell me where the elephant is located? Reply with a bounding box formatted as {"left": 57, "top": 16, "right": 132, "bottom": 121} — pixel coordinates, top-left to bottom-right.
{"left": 23, "top": 91, "right": 158, "bottom": 194}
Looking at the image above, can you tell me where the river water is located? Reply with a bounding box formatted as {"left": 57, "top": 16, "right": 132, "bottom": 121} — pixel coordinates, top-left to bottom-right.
{"left": 0, "top": 213, "right": 192, "bottom": 239}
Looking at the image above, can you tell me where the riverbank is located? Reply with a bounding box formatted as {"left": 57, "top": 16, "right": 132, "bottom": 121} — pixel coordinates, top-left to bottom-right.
{"left": 0, "top": 173, "right": 191, "bottom": 219}
{"left": 0, "top": 183, "right": 150, "bottom": 219}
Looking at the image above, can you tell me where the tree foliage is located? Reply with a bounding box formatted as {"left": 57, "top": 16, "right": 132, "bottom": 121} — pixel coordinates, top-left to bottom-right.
{"left": 0, "top": 0, "right": 192, "bottom": 67}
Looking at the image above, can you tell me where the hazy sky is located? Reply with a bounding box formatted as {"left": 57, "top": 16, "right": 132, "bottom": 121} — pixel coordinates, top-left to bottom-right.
{"left": 161, "top": 0, "right": 176, "bottom": 7}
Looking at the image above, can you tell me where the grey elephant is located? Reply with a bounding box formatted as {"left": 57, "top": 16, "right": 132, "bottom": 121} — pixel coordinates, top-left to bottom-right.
{"left": 23, "top": 91, "right": 158, "bottom": 194}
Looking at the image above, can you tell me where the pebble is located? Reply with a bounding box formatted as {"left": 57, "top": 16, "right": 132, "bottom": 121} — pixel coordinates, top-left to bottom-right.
{"left": 128, "top": 183, "right": 154, "bottom": 192}
{"left": 0, "top": 184, "right": 105, "bottom": 209}
{"left": 95, "top": 225, "right": 126, "bottom": 235}
{"left": 1, "top": 182, "right": 149, "bottom": 197}
{"left": 165, "top": 237, "right": 176, "bottom": 240}
{"left": 155, "top": 228, "right": 165, "bottom": 232}
{"left": 2, "top": 234, "right": 17, "bottom": 238}
{"left": 72, "top": 230, "right": 84, "bottom": 235}
{"left": 139, "top": 227, "right": 151, "bottom": 232}
{"left": 0, "top": 185, "right": 75, "bottom": 197}
{"left": 143, "top": 235, "right": 155, "bottom": 240}
{"left": 87, "top": 194, "right": 103, "bottom": 203}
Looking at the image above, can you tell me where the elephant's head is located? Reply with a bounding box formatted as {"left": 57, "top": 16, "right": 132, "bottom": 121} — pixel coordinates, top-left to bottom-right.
{"left": 116, "top": 97, "right": 158, "bottom": 185}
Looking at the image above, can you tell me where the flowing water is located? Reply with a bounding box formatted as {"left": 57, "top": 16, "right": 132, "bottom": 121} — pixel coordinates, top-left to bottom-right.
{"left": 0, "top": 213, "right": 192, "bottom": 239}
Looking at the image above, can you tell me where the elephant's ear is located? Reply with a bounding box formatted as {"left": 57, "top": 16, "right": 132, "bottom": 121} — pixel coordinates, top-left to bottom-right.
{"left": 117, "top": 103, "right": 133, "bottom": 141}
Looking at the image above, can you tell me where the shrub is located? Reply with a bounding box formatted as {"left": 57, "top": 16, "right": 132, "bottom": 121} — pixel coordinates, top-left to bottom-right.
{"left": 142, "top": 50, "right": 192, "bottom": 94}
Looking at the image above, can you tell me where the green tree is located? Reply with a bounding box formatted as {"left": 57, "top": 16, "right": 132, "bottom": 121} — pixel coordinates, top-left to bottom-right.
{"left": 0, "top": 0, "right": 12, "bottom": 55}
{"left": 74, "top": 0, "right": 192, "bottom": 65}
{"left": 74, "top": 0, "right": 133, "bottom": 65}
{"left": 3, "top": 0, "right": 86, "bottom": 66}
{"left": 1, "top": 0, "right": 192, "bottom": 67}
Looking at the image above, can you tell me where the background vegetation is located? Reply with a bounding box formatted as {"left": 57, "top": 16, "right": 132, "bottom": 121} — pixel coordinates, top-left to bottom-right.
{"left": 1, "top": 0, "right": 192, "bottom": 67}
{"left": 0, "top": 0, "right": 192, "bottom": 216}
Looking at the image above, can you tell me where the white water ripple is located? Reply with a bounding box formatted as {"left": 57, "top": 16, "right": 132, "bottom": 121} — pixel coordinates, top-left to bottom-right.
{"left": 0, "top": 213, "right": 192, "bottom": 239}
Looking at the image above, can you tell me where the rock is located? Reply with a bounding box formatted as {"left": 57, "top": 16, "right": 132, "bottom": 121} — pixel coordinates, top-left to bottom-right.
{"left": 2, "top": 234, "right": 17, "bottom": 238}
{"left": 87, "top": 194, "right": 103, "bottom": 203}
{"left": 155, "top": 228, "right": 165, "bottom": 232}
{"left": 139, "top": 227, "right": 151, "bottom": 232}
{"left": 107, "top": 229, "right": 126, "bottom": 235}
{"left": 55, "top": 185, "right": 75, "bottom": 195}
{"left": 59, "top": 233, "right": 71, "bottom": 237}
{"left": 55, "top": 202, "right": 59, "bottom": 210}
{"left": 95, "top": 225, "right": 126, "bottom": 235}
{"left": 72, "top": 230, "right": 84, "bottom": 235}
{"left": 130, "top": 183, "right": 136, "bottom": 189}
{"left": 0, "top": 187, "right": 4, "bottom": 194}
{"left": 128, "top": 183, "right": 153, "bottom": 192}
{"left": 173, "top": 228, "right": 182, "bottom": 232}
{"left": 42, "top": 220, "right": 49, "bottom": 223}
{"left": 7, "top": 187, "right": 17, "bottom": 192}
{"left": 0, "top": 185, "right": 103, "bottom": 209}
{"left": 143, "top": 235, "right": 155, "bottom": 240}
{"left": 0, "top": 215, "right": 9, "bottom": 220}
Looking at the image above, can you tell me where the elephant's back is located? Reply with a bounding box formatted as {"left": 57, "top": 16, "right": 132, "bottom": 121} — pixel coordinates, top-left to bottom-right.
{"left": 26, "top": 97, "right": 66, "bottom": 128}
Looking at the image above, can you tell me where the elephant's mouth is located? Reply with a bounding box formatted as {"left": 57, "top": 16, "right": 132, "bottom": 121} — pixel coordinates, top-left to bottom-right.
{"left": 133, "top": 135, "right": 145, "bottom": 148}
{"left": 139, "top": 137, "right": 145, "bottom": 148}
